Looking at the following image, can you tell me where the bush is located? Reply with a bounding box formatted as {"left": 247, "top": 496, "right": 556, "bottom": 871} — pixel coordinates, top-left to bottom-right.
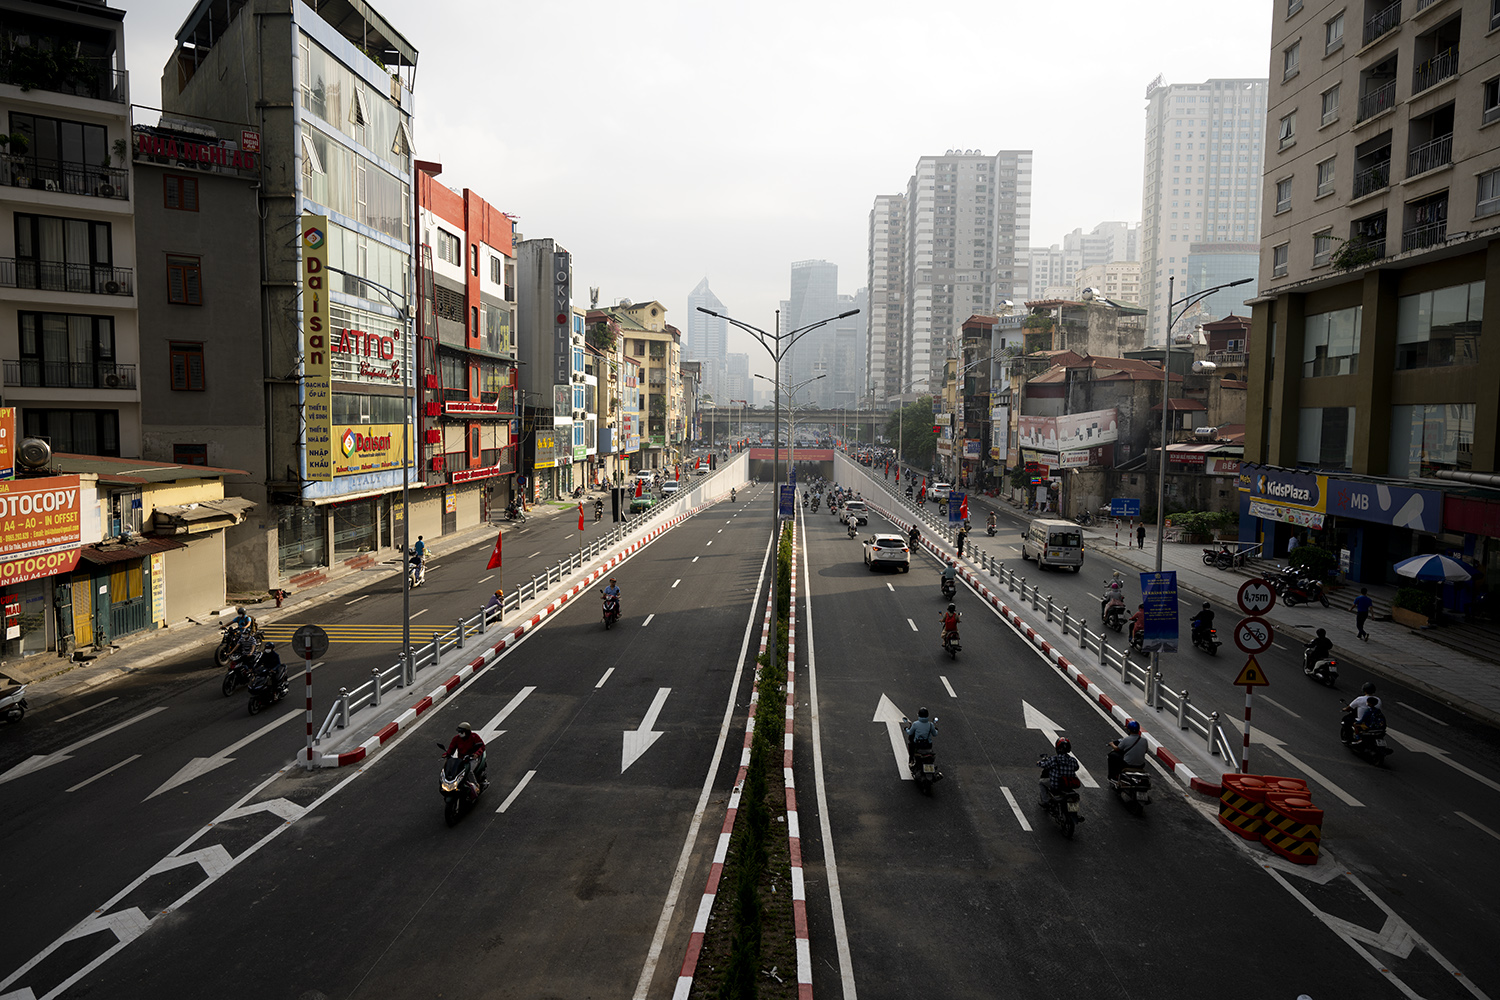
{"left": 1394, "top": 586, "right": 1437, "bottom": 616}
{"left": 1289, "top": 545, "right": 1337, "bottom": 580}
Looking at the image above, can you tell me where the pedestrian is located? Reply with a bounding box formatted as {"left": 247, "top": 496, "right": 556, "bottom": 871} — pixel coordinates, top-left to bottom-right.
{"left": 1287, "top": 534, "right": 1300, "bottom": 557}
{"left": 486, "top": 589, "right": 504, "bottom": 620}
{"left": 1136, "top": 524, "right": 1146, "bottom": 550}
{"left": 956, "top": 525, "right": 968, "bottom": 558}
{"left": 1352, "top": 587, "right": 1373, "bottom": 641}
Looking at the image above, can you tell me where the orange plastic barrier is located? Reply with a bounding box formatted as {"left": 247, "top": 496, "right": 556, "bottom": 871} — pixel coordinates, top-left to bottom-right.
{"left": 1217, "top": 774, "right": 1273, "bottom": 840}
{"left": 1261, "top": 790, "right": 1324, "bottom": 864}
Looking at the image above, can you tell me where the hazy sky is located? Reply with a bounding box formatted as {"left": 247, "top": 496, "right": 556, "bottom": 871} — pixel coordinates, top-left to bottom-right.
{"left": 124, "top": 0, "right": 1273, "bottom": 377}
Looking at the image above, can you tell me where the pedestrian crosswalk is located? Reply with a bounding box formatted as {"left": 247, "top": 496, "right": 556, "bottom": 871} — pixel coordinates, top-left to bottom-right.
{"left": 257, "top": 622, "right": 458, "bottom": 646}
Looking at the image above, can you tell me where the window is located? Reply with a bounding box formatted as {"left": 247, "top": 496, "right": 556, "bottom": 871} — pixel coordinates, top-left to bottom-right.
{"left": 490, "top": 255, "right": 502, "bottom": 284}
{"left": 1325, "top": 12, "right": 1344, "bottom": 53}
{"left": 1388, "top": 403, "right": 1474, "bottom": 477}
{"left": 164, "top": 175, "right": 199, "bottom": 211}
{"left": 22, "top": 408, "right": 119, "bottom": 456}
{"left": 1321, "top": 85, "right": 1340, "bottom": 126}
{"left": 1313, "top": 229, "right": 1335, "bottom": 266}
{"left": 1288, "top": 0, "right": 1303, "bottom": 13}
{"left": 166, "top": 254, "right": 203, "bottom": 305}
{"left": 1303, "top": 305, "right": 1362, "bottom": 376}
{"left": 18, "top": 312, "right": 116, "bottom": 388}
{"left": 1272, "top": 243, "right": 1289, "bottom": 277}
{"left": 1316, "top": 157, "right": 1336, "bottom": 197}
{"left": 13, "top": 213, "right": 113, "bottom": 293}
{"left": 173, "top": 443, "right": 208, "bottom": 466}
{"left": 1284, "top": 40, "right": 1301, "bottom": 81}
{"left": 1276, "top": 178, "right": 1293, "bottom": 213}
{"left": 1484, "top": 78, "right": 1500, "bottom": 127}
{"left": 470, "top": 244, "right": 479, "bottom": 277}
{"left": 1298, "top": 407, "right": 1354, "bottom": 468}
{"left": 1279, "top": 112, "right": 1296, "bottom": 149}
{"left": 1396, "top": 280, "right": 1483, "bottom": 368}
{"left": 169, "top": 341, "right": 205, "bottom": 390}
{"left": 1479, "top": 168, "right": 1500, "bottom": 218}
{"left": 435, "top": 228, "right": 460, "bottom": 266}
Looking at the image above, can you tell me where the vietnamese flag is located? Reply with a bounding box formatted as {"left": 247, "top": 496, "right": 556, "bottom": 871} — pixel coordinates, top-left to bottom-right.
{"left": 695, "top": 457, "right": 701, "bottom": 471}
{"left": 578, "top": 503, "right": 585, "bottom": 531}
{"left": 635, "top": 479, "right": 643, "bottom": 498}
{"left": 485, "top": 528, "right": 503, "bottom": 570}
{"left": 960, "top": 495, "right": 969, "bottom": 521}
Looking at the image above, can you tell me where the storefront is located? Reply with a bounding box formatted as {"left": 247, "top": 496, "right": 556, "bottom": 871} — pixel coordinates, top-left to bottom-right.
{"left": 0, "top": 475, "right": 85, "bottom": 662}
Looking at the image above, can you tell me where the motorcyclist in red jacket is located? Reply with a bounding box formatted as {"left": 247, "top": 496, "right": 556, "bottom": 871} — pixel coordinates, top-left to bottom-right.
{"left": 446, "top": 722, "right": 488, "bottom": 789}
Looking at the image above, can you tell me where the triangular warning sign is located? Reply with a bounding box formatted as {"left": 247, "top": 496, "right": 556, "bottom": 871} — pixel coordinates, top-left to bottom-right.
{"left": 1234, "top": 656, "right": 1270, "bottom": 687}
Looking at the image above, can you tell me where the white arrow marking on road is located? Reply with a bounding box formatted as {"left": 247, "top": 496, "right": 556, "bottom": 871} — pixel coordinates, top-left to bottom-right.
{"left": 0, "top": 706, "right": 168, "bottom": 786}
{"left": 496, "top": 769, "right": 537, "bottom": 813}
{"left": 1457, "top": 811, "right": 1500, "bottom": 842}
{"left": 1389, "top": 728, "right": 1500, "bottom": 793}
{"left": 1022, "top": 700, "right": 1098, "bottom": 787}
{"left": 1250, "top": 727, "right": 1364, "bottom": 807}
{"left": 476, "top": 686, "right": 537, "bottom": 743}
{"left": 1396, "top": 702, "right": 1449, "bottom": 726}
{"left": 621, "top": 687, "right": 672, "bottom": 772}
{"left": 874, "top": 693, "right": 912, "bottom": 781}
{"left": 145, "top": 708, "right": 301, "bottom": 800}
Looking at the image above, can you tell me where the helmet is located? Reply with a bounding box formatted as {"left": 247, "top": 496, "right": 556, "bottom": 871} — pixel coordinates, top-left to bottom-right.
{"left": 947, "top": 603, "right": 956, "bottom": 613}
{"left": 1361, "top": 681, "right": 1376, "bottom": 695}
{"left": 264, "top": 643, "right": 276, "bottom": 651}
{"left": 918, "top": 707, "right": 929, "bottom": 718}
{"left": 456, "top": 722, "right": 472, "bottom": 735}
{"left": 1125, "top": 719, "right": 1141, "bottom": 734}
{"left": 1316, "top": 628, "right": 1327, "bottom": 637}
{"left": 237, "top": 606, "right": 246, "bottom": 615}
{"left": 1055, "top": 737, "right": 1072, "bottom": 754}
{"left": 1203, "top": 601, "right": 1212, "bottom": 609}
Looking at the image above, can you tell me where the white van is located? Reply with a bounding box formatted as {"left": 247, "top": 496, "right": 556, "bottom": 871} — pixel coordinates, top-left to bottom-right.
{"left": 1021, "top": 518, "right": 1084, "bottom": 571}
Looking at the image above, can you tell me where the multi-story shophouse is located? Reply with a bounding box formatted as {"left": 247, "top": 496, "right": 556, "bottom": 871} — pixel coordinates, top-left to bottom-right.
{"left": 515, "top": 237, "right": 590, "bottom": 499}
{"left": 414, "top": 162, "right": 519, "bottom": 521}
{"left": 596, "top": 300, "right": 679, "bottom": 472}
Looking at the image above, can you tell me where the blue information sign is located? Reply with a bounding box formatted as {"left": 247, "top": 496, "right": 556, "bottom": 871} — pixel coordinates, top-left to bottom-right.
{"left": 1110, "top": 498, "right": 1142, "bottom": 518}
{"left": 1139, "top": 571, "right": 1179, "bottom": 653}
{"left": 947, "top": 495, "right": 964, "bottom": 523}
{"left": 789, "top": 467, "right": 797, "bottom": 486}
{"left": 779, "top": 484, "right": 796, "bottom": 519}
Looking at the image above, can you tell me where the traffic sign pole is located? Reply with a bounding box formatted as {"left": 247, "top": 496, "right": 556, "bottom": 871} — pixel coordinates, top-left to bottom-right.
{"left": 1231, "top": 654, "right": 1269, "bottom": 774}
{"left": 1242, "top": 687, "right": 1253, "bottom": 774}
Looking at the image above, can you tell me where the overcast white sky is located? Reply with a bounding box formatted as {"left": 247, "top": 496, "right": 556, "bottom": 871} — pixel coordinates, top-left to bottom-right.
{"left": 124, "top": 0, "right": 1273, "bottom": 377}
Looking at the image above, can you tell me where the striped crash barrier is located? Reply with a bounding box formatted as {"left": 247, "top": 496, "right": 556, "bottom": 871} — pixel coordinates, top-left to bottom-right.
{"left": 1219, "top": 773, "right": 1321, "bottom": 864}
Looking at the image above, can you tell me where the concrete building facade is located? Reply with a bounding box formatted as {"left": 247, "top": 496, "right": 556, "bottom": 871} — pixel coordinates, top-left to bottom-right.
{"left": 685, "top": 277, "right": 726, "bottom": 402}
{"left": 866, "top": 192, "right": 905, "bottom": 402}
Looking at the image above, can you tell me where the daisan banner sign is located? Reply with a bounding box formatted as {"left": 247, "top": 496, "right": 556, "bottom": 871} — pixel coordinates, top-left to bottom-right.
{"left": 332, "top": 424, "right": 412, "bottom": 477}
{"left": 302, "top": 214, "right": 333, "bottom": 482}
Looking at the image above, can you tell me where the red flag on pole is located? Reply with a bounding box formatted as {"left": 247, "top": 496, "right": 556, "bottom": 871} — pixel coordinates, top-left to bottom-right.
{"left": 960, "top": 495, "right": 969, "bottom": 521}
{"left": 635, "top": 479, "right": 643, "bottom": 498}
{"left": 578, "top": 503, "right": 585, "bottom": 531}
{"left": 695, "top": 457, "right": 701, "bottom": 471}
{"left": 485, "top": 528, "right": 503, "bottom": 570}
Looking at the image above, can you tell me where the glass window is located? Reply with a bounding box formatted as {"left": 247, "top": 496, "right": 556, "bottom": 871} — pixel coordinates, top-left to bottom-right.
{"left": 1388, "top": 403, "right": 1475, "bottom": 477}
{"left": 1303, "top": 306, "right": 1362, "bottom": 376}
{"left": 166, "top": 254, "right": 202, "bottom": 305}
{"left": 332, "top": 497, "right": 379, "bottom": 557}
{"left": 1396, "top": 280, "right": 1483, "bottom": 369}
{"left": 1325, "top": 12, "right": 1344, "bottom": 53}
{"left": 1272, "top": 243, "right": 1289, "bottom": 276}
{"left": 298, "top": 33, "right": 411, "bottom": 171}
{"left": 301, "top": 127, "right": 409, "bottom": 243}
{"left": 1316, "top": 157, "right": 1336, "bottom": 197}
{"left": 1279, "top": 113, "right": 1296, "bottom": 149}
{"left": 1313, "top": 230, "right": 1334, "bottom": 266}
{"left": 1297, "top": 406, "right": 1354, "bottom": 468}
{"left": 1284, "top": 41, "right": 1300, "bottom": 81}
{"left": 169, "top": 341, "right": 205, "bottom": 390}
{"left": 164, "top": 175, "right": 199, "bottom": 211}
{"left": 278, "top": 505, "right": 327, "bottom": 574}
{"left": 1478, "top": 168, "right": 1500, "bottom": 218}
{"left": 1276, "top": 178, "right": 1292, "bottom": 213}
{"left": 1321, "top": 85, "right": 1340, "bottom": 126}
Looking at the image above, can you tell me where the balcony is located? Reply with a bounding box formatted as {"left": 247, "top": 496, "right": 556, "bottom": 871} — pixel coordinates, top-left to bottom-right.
{"left": 2, "top": 155, "right": 129, "bottom": 200}
{"left": 1357, "top": 81, "right": 1397, "bottom": 122}
{"left": 0, "top": 59, "right": 128, "bottom": 104}
{"left": 1412, "top": 47, "right": 1458, "bottom": 93}
{"left": 3, "top": 360, "right": 136, "bottom": 390}
{"left": 1402, "top": 219, "right": 1447, "bottom": 252}
{"left": 1407, "top": 133, "right": 1453, "bottom": 175}
{"left": 0, "top": 258, "right": 134, "bottom": 296}
{"left": 1363, "top": 0, "right": 1401, "bottom": 45}
{"left": 1352, "top": 156, "right": 1391, "bottom": 197}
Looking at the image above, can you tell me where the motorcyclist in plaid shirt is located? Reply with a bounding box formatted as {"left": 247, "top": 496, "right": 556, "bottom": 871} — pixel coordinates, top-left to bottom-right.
{"left": 1038, "top": 737, "right": 1081, "bottom": 806}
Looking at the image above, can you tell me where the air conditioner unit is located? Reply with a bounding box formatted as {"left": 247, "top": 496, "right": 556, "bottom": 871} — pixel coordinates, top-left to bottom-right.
{"left": 104, "top": 280, "right": 122, "bottom": 294}
{"left": 103, "top": 371, "right": 123, "bottom": 388}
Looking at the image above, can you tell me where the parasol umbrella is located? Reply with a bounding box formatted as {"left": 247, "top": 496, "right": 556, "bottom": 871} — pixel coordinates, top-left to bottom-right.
{"left": 1393, "top": 554, "right": 1473, "bottom": 582}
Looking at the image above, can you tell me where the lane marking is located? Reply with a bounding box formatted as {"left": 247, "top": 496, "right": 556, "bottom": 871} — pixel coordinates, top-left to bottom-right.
{"left": 1272, "top": 642, "right": 1287, "bottom": 650}
{"left": 55, "top": 697, "right": 118, "bottom": 723}
{"left": 1260, "top": 695, "right": 1301, "bottom": 718}
{"left": 1253, "top": 728, "right": 1365, "bottom": 807}
{"left": 1457, "top": 811, "right": 1500, "bottom": 842}
{"left": 940, "top": 676, "right": 957, "bottom": 699}
{"left": 528, "top": 551, "right": 542, "bottom": 559}
{"left": 595, "top": 667, "right": 614, "bottom": 688}
{"left": 67, "top": 755, "right": 140, "bottom": 793}
{"left": 692, "top": 556, "right": 700, "bottom": 563}
{"left": 887, "top": 583, "right": 895, "bottom": 592}
{"left": 476, "top": 687, "right": 537, "bottom": 742}
{"left": 479, "top": 575, "right": 494, "bottom": 584}
{"left": 409, "top": 609, "right": 428, "bottom": 620}
{"left": 672, "top": 579, "right": 681, "bottom": 588}
{"left": 907, "top": 618, "right": 918, "bottom": 631}
{"left": 0, "top": 706, "right": 169, "bottom": 786}
{"left": 1397, "top": 701, "right": 1449, "bottom": 726}
{"left": 496, "top": 769, "right": 537, "bottom": 813}
{"left": 147, "top": 708, "right": 303, "bottom": 800}
{"left": 717, "top": 529, "right": 723, "bottom": 534}
{"left": 642, "top": 614, "right": 655, "bottom": 627}
{"left": 345, "top": 595, "right": 369, "bottom": 606}
{"left": 1000, "top": 786, "right": 1033, "bottom": 832}
{"left": 706, "top": 540, "right": 713, "bottom": 547}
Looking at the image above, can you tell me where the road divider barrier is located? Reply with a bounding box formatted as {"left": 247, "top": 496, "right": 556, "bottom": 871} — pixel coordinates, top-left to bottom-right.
{"left": 1217, "top": 773, "right": 1321, "bottom": 864}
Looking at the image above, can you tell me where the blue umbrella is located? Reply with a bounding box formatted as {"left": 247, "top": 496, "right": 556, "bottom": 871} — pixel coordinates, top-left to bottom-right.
{"left": 1393, "top": 554, "right": 1473, "bottom": 582}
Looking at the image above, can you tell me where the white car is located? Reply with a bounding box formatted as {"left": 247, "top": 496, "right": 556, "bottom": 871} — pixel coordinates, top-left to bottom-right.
{"left": 660, "top": 481, "right": 681, "bottom": 497}
{"left": 930, "top": 482, "right": 953, "bottom": 504}
{"left": 843, "top": 499, "right": 868, "bottom": 525}
{"left": 863, "top": 533, "right": 910, "bottom": 572}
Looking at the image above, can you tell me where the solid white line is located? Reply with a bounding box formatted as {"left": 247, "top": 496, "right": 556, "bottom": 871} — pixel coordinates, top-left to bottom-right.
{"left": 1398, "top": 701, "right": 1450, "bottom": 726}
{"left": 496, "top": 769, "right": 537, "bottom": 813}
{"left": 345, "top": 595, "right": 369, "bottom": 606}
{"left": 1000, "top": 786, "right": 1033, "bottom": 832}
{"left": 642, "top": 614, "right": 655, "bottom": 627}
{"left": 409, "top": 608, "right": 429, "bottom": 620}
{"left": 1260, "top": 695, "right": 1301, "bottom": 718}
{"left": 672, "top": 579, "right": 681, "bottom": 589}
{"left": 67, "top": 754, "right": 140, "bottom": 792}
{"left": 940, "top": 676, "right": 957, "bottom": 699}
{"left": 634, "top": 530, "right": 775, "bottom": 1000}
{"left": 1457, "top": 811, "right": 1500, "bottom": 842}
{"left": 595, "top": 667, "right": 615, "bottom": 688}
{"left": 54, "top": 697, "right": 118, "bottom": 723}
{"left": 907, "top": 618, "right": 918, "bottom": 631}
{"left": 692, "top": 556, "right": 699, "bottom": 563}
{"left": 479, "top": 575, "right": 494, "bottom": 584}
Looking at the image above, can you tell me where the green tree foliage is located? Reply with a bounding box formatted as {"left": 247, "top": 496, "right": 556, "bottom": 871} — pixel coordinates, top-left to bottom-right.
{"left": 883, "top": 397, "right": 936, "bottom": 467}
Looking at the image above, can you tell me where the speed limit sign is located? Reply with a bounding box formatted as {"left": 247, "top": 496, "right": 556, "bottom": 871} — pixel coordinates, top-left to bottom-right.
{"left": 1234, "top": 617, "right": 1274, "bottom": 655}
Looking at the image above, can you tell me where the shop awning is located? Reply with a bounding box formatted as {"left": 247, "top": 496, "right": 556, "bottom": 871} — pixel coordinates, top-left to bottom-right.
{"left": 151, "top": 497, "right": 256, "bottom": 534}
{"left": 78, "top": 537, "right": 187, "bottom": 565}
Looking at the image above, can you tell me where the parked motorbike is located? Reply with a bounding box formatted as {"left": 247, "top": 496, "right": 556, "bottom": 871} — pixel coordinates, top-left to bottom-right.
{"left": 1075, "top": 509, "right": 1094, "bottom": 526}
{"left": 902, "top": 716, "right": 943, "bottom": 794}
{"left": 1106, "top": 762, "right": 1152, "bottom": 814}
{"left": 940, "top": 575, "right": 957, "bottom": 601}
{"left": 1201, "top": 544, "right": 1246, "bottom": 570}
{"left": 1280, "top": 575, "right": 1330, "bottom": 608}
{"left": 434, "top": 743, "right": 484, "bottom": 826}
{"left": 1303, "top": 644, "right": 1339, "bottom": 687}
{"left": 1340, "top": 709, "right": 1394, "bottom": 766}
{"left": 1190, "top": 621, "right": 1221, "bottom": 656}
{"left": 246, "top": 661, "right": 289, "bottom": 715}
{"left": 0, "top": 683, "right": 28, "bottom": 724}
{"left": 601, "top": 593, "right": 621, "bottom": 629}
{"left": 941, "top": 627, "right": 961, "bottom": 659}
{"left": 1036, "top": 756, "right": 1084, "bottom": 838}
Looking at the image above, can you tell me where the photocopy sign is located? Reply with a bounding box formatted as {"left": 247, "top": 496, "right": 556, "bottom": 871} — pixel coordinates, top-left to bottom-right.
{"left": 1139, "top": 571, "right": 1179, "bottom": 653}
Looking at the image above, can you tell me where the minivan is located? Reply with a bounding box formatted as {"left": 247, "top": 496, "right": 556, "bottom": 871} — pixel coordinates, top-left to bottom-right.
{"left": 1021, "top": 518, "right": 1084, "bottom": 571}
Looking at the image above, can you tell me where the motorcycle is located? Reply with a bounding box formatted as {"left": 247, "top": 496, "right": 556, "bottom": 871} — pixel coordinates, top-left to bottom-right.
{"left": 1075, "top": 509, "right": 1094, "bottom": 526}
{"left": 505, "top": 502, "right": 527, "bottom": 522}
{"left": 902, "top": 716, "right": 943, "bottom": 794}
{"left": 1037, "top": 756, "right": 1084, "bottom": 838}
{"left": 1129, "top": 624, "right": 1145, "bottom": 655}
{"left": 601, "top": 592, "right": 621, "bottom": 629}
{"left": 1107, "top": 762, "right": 1153, "bottom": 813}
{"left": 0, "top": 683, "right": 28, "bottom": 724}
{"left": 407, "top": 548, "right": 425, "bottom": 588}
{"left": 1201, "top": 544, "right": 1246, "bottom": 570}
{"left": 1303, "top": 644, "right": 1339, "bottom": 687}
{"left": 1102, "top": 598, "right": 1127, "bottom": 633}
{"left": 940, "top": 575, "right": 956, "bottom": 601}
{"left": 986, "top": 521, "right": 997, "bottom": 537}
{"left": 1280, "top": 575, "right": 1330, "bottom": 608}
{"left": 847, "top": 520, "right": 857, "bottom": 538}
{"left": 246, "top": 661, "right": 289, "bottom": 715}
{"left": 1340, "top": 709, "right": 1394, "bottom": 766}
{"left": 1190, "top": 620, "right": 1221, "bottom": 656}
{"left": 213, "top": 623, "right": 245, "bottom": 667}
{"left": 594, "top": 502, "right": 604, "bottom": 523}
{"left": 434, "top": 743, "right": 484, "bottom": 826}
{"left": 941, "top": 627, "right": 961, "bottom": 659}
{"left": 221, "top": 651, "right": 256, "bottom": 696}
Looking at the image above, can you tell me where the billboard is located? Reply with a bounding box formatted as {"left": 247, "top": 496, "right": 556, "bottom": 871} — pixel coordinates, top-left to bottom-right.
{"left": 0, "top": 475, "right": 82, "bottom": 559}
{"left": 0, "top": 407, "right": 12, "bottom": 480}
{"left": 332, "top": 424, "right": 413, "bottom": 476}
{"left": 552, "top": 252, "right": 571, "bottom": 385}
{"left": 301, "top": 214, "right": 333, "bottom": 482}
{"left": 962, "top": 439, "right": 982, "bottom": 460}
{"left": 1017, "top": 409, "right": 1118, "bottom": 452}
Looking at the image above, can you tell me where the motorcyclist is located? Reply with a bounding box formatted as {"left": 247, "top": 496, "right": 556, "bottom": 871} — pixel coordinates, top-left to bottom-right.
{"left": 446, "top": 722, "right": 488, "bottom": 790}
{"left": 1342, "top": 681, "right": 1379, "bottom": 742}
{"left": 602, "top": 577, "right": 621, "bottom": 603}
{"left": 732, "top": 488, "right": 737, "bottom": 503}
{"left": 1038, "top": 737, "right": 1081, "bottom": 806}
{"left": 1107, "top": 719, "right": 1148, "bottom": 780}
{"left": 940, "top": 603, "right": 961, "bottom": 647}
{"left": 1191, "top": 601, "right": 1215, "bottom": 639}
{"left": 908, "top": 524, "right": 920, "bottom": 550}
{"left": 1101, "top": 577, "right": 1125, "bottom": 617}
{"left": 1305, "top": 627, "right": 1334, "bottom": 669}
{"left": 228, "top": 605, "right": 255, "bottom": 632}
{"left": 904, "top": 707, "right": 936, "bottom": 765}
{"left": 940, "top": 559, "right": 958, "bottom": 592}
{"left": 987, "top": 511, "right": 997, "bottom": 534}
{"left": 254, "top": 642, "right": 286, "bottom": 687}
{"left": 594, "top": 498, "right": 604, "bottom": 521}
{"left": 1128, "top": 604, "right": 1146, "bottom": 643}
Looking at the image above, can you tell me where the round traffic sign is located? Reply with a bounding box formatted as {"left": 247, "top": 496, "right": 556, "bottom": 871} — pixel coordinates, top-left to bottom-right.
{"left": 1234, "top": 616, "right": 1274, "bottom": 655}
{"left": 291, "top": 624, "right": 330, "bottom": 660}
{"left": 1237, "top": 578, "right": 1277, "bottom": 616}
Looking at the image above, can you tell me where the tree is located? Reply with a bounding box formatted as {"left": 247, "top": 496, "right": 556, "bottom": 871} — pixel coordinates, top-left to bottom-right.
{"left": 883, "top": 397, "right": 937, "bottom": 467}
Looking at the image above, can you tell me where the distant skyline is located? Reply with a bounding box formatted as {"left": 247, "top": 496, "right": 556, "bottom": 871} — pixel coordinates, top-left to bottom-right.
{"left": 124, "top": 0, "right": 1274, "bottom": 379}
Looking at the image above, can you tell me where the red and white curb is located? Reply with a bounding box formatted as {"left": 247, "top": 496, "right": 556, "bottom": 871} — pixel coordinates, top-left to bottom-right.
{"left": 784, "top": 520, "right": 812, "bottom": 999}
{"left": 869, "top": 496, "right": 1220, "bottom": 800}
{"left": 307, "top": 504, "right": 713, "bottom": 768}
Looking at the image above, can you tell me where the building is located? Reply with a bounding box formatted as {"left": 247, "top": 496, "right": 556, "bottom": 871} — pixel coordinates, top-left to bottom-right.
{"left": 1184, "top": 241, "right": 1261, "bottom": 322}
{"left": 594, "top": 300, "right": 680, "bottom": 472}
{"left": 515, "top": 238, "right": 581, "bottom": 498}
{"left": 1074, "top": 260, "right": 1143, "bottom": 304}
{"left": 1020, "top": 299, "right": 1149, "bottom": 357}
{"left": 1140, "top": 75, "right": 1269, "bottom": 344}
{"left": 1065, "top": 221, "right": 1141, "bottom": 267}
{"left": 723, "top": 352, "right": 749, "bottom": 408}
{"left": 1245, "top": 0, "right": 1500, "bottom": 599}
{"left": 1027, "top": 245, "right": 1084, "bottom": 301}
{"left": 831, "top": 287, "right": 868, "bottom": 408}
{"left": 784, "top": 259, "right": 840, "bottom": 408}
{"left": 160, "top": 0, "right": 420, "bottom": 591}
{"left": 685, "top": 278, "right": 726, "bottom": 402}
{"left": 866, "top": 193, "right": 905, "bottom": 404}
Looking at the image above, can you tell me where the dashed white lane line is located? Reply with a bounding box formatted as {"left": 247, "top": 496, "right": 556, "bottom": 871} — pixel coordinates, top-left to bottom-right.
{"left": 496, "top": 770, "right": 537, "bottom": 813}
{"left": 706, "top": 540, "right": 713, "bottom": 547}
{"left": 1398, "top": 701, "right": 1450, "bottom": 726}
{"left": 596, "top": 667, "right": 614, "bottom": 688}
{"left": 692, "top": 556, "right": 700, "bottom": 563}
{"left": 1458, "top": 811, "right": 1500, "bottom": 842}
{"left": 1000, "top": 787, "right": 1033, "bottom": 832}
{"left": 887, "top": 583, "right": 895, "bottom": 592}
{"left": 345, "top": 595, "right": 369, "bottom": 606}
{"left": 1260, "top": 695, "right": 1300, "bottom": 718}
{"left": 940, "top": 676, "right": 957, "bottom": 698}
{"left": 1272, "top": 642, "right": 1288, "bottom": 650}
{"left": 672, "top": 579, "right": 681, "bottom": 588}
{"left": 642, "top": 614, "right": 656, "bottom": 627}
{"left": 528, "top": 551, "right": 542, "bottom": 559}
{"left": 907, "top": 618, "right": 918, "bottom": 632}
{"left": 66, "top": 755, "right": 140, "bottom": 793}
{"left": 409, "top": 608, "right": 429, "bottom": 620}
{"left": 55, "top": 697, "right": 118, "bottom": 723}
{"left": 479, "top": 575, "right": 494, "bottom": 584}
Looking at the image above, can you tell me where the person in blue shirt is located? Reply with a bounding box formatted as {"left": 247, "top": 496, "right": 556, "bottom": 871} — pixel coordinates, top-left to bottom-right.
{"left": 1352, "top": 587, "right": 1374, "bottom": 641}
{"left": 412, "top": 536, "right": 426, "bottom": 562}
{"left": 904, "top": 707, "right": 936, "bottom": 766}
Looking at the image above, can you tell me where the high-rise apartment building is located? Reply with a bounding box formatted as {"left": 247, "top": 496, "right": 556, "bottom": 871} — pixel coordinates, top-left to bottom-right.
{"left": 1065, "top": 221, "right": 1141, "bottom": 267}
{"left": 866, "top": 193, "right": 905, "bottom": 401}
{"left": 1029, "top": 222, "right": 1140, "bottom": 300}
{"left": 1243, "top": 0, "right": 1500, "bottom": 592}
{"left": 723, "top": 352, "right": 749, "bottom": 407}
{"left": 1027, "top": 245, "right": 1084, "bottom": 300}
{"left": 685, "top": 277, "right": 726, "bottom": 401}
{"left": 831, "top": 287, "right": 868, "bottom": 407}
{"left": 784, "top": 259, "right": 840, "bottom": 407}
{"left": 1140, "top": 76, "right": 1268, "bottom": 342}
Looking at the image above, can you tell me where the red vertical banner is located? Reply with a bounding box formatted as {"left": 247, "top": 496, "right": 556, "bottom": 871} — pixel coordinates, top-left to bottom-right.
{"left": 485, "top": 529, "right": 503, "bottom": 569}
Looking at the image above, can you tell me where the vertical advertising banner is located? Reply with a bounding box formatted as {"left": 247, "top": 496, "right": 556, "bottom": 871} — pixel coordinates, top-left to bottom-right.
{"left": 553, "top": 251, "right": 572, "bottom": 386}
{"left": 1139, "top": 571, "right": 1179, "bottom": 653}
{"left": 0, "top": 407, "right": 14, "bottom": 480}
{"left": 302, "top": 214, "right": 333, "bottom": 482}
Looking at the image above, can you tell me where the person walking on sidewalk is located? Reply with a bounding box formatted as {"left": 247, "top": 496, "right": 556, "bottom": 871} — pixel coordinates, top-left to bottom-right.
{"left": 1136, "top": 524, "right": 1146, "bottom": 550}
{"left": 1352, "top": 588, "right": 1373, "bottom": 641}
